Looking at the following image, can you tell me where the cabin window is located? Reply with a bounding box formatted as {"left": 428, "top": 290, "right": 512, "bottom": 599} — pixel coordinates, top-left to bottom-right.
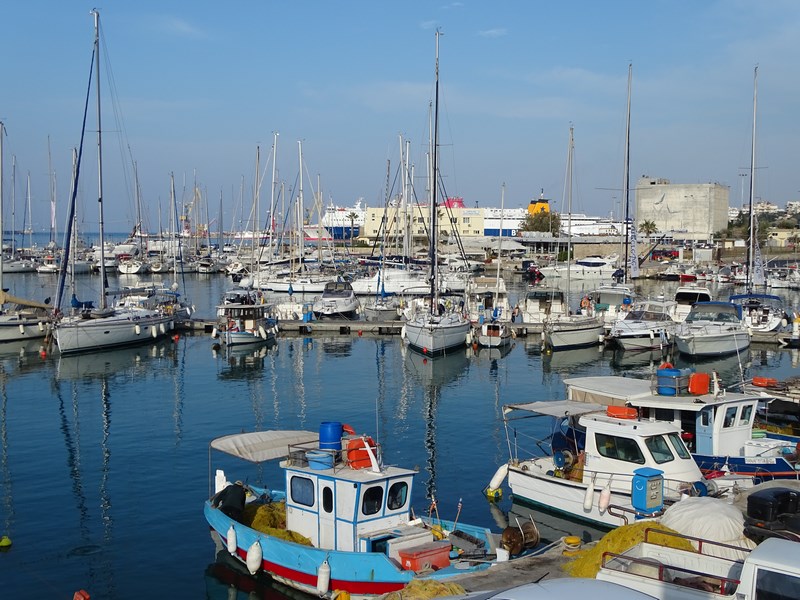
{"left": 723, "top": 407, "right": 738, "bottom": 428}
{"left": 701, "top": 409, "right": 711, "bottom": 427}
{"left": 644, "top": 435, "right": 675, "bottom": 464}
{"left": 739, "top": 404, "right": 753, "bottom": 426}
{"left": 595, "top": 433, "right": 645, "bottom": 464}
{"left": 387, "top": 481, "right": 408, "bottom": 510}
{"left": 665, "top": 432, "right": 691, "bottom": 459}
{"left": 654, "top": 408, "right": 674, "bottom": 422}
{"left": 361, "top": 485, "right": 384, "bottom": 516}
{"left": 322, "top": 487, "right": 333, "bottom": 513}
{"left": 755, "top": 568, "right": 799, "bottom": 600}
{"left": 290, "top": 476, "right": 315, "bottom": 507}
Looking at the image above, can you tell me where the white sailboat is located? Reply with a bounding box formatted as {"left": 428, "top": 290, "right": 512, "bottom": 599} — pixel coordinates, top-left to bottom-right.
{"left": 53, "top": 10, "right": 174, "bottom": 355}
{"left": 0, "top": 121, "right": 53, "bottom": 342}
{"left": 401, "top": 31, "right": 470, "bottom": 356}
{"left": 542, "top": 126, "right": 604, "bottom": 351}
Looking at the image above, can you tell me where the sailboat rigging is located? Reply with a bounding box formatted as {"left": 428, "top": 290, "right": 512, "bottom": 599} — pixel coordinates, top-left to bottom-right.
{"left": 52, "top": 9, "right": 175, "bottom": 354}
{"left": 401, "top": 30, "right": 470, "bottom": 355}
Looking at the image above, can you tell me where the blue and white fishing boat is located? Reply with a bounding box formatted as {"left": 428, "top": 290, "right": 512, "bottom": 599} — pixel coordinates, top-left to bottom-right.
{"left": 563, "top": 373, "right": 800, "bottom": 483}
{"left": 205, "top": 423, "right": 543, "bottom": 600}
{"left": 212, "top": 301, "right": 277, "bottom": 347}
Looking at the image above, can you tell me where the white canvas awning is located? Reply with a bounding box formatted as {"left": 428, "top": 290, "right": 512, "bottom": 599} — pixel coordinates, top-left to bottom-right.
{"left": 503, "top": 400, "right": 604, "bottom": 418}
{"left": 210, "top": 430, "right": 317, "bottom": 463}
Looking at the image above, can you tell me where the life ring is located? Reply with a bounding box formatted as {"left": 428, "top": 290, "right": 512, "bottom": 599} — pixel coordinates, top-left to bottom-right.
{"left": 659, "top": 362, "right": 673, "bottom": 370}
{"left": 342, "top": 423, "right": 356, "bottom": 436}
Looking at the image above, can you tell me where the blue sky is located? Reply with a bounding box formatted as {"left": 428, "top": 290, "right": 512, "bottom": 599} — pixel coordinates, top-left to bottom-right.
{"left": 2, "top": 1, "right": 799, "bottom": 234}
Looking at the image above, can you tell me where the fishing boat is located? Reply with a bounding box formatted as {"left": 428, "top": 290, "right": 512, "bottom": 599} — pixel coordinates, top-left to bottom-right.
{"left": 584, "top": 283, "right": 635, "bottom": 330}
{"left": 562, "top": 372, "right": 800, "bottom": 482}
{"left": 485, "top": 400, "right": 711, "bottom": 529}
{"left": 204, "top": 422, "right": 544, "bottom": 600}
{"left": 541, "top": 127, "right": 604, "bottom": 351}
{"left": 401, "top": 33, "right": 470, "bottom": 355}
{"left": 52, "top": 10, "right": 175, "bottom": 355}
{"left": 673, "top": 302, "right": 751, "bottom": 357}
{"left": 212, "top": 301, "right": 277, "bottom": 347}
{"left": 608, "top": 296, "right": 678, "bottom": 351}
{"left": 312, "top": 280, "right": 360, "bottom": 319}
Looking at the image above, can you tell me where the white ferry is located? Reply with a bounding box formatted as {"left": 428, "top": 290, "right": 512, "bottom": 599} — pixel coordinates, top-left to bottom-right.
{"left": 321, "top": 199, "right": 366, "bottom": 240}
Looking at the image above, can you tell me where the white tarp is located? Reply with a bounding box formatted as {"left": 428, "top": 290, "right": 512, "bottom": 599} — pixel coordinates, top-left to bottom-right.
{"left": 503, "top": 400, "right": 604, "bottom": 417}
{"left": 210, "top": 430, "right": 317, "bottom": 463}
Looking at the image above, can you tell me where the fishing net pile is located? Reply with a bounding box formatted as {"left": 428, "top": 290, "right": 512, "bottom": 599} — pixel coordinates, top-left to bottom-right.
{"left": 241, "top": 501, "right": 312, "bottom": 545}
{"left": 562, "top": 521, "right": 693, "bottom": 578}
{"left": 381, "top": 579, "right": 466, "bottom": 600}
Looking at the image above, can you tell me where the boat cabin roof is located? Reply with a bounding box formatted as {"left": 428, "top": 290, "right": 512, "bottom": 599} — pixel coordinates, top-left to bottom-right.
{"left": 564, "top": 376, "right": 770, "bottom": 413}
{"left": 210, "top": 430, "right": 317, "bottom": 463}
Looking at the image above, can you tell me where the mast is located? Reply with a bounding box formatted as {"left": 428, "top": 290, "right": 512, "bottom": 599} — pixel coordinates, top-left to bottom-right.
{"left": 622, "top": 63, "right": 632, "bottom": 283}
{"left": 429, "top": 30, "right": 441, "bottom": 313}
{"left": 747, "top": 66, "right": 758, "bottom": 292}
{"left": 495, "top": 183, "right": 505, "bottom": 307}
{"left": 0, "top": 121, "right": 4, "bottom": 293}
{"left": 93, "top": 9, "right": 108, "bottom": 309}
{"left": 565, "top": 126, "right": 574, "bottom": 303}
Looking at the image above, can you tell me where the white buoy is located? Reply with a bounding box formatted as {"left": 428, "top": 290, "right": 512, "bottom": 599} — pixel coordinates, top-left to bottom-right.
{"left": 226, "top": 525, "right": 237, "bottom": 555}
{"left": 151, "top": 325, "right": 158, "bottom": 338}
{"left": 135, "top": 324, "right": 141, "bottom": 335}
{"left": 38, "top": 321, "right": 45, "bottom": 332}
{"left": 211, "top": 327, "right": 219, "bottom": 339}
{"left": 246, "top": 540, "right": 262, "bottom": 575}
{"left": 583, "top": 474, "right": 595, "bottom": 511}
{"left": 316, "top": 559, "right": 331, "bottom": 595}
{"left": 259, "top": 325, "right": 267, "bottom": 339}
{"left": 18, "top": 324, "right": 25, "bottom": 334}
{"left": 488, "top": 463, "right": 509, "bottom": 491}
{"left": 159, "top": 323, "right": 166, "bottom": 334}
{"left": 598, "top": 480, "right": 612, "bottom": 513}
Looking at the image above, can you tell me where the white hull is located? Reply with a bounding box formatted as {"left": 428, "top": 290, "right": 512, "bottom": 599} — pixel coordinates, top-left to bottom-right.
{"left": 610, "top": 322, "right": 675, "bottom": 350}
{"left": 674, "top": 325, "right": 751, "bottom": 357}
{"left": 543, "top": 316, "right": 604, "bottom": 350}
{"left": 402, "top": 313, "right": 470, "bottom": 355}
{"left": 349, "top": 269, "right": 429, "bottom": 296}
{"left": 362, "top": 302, "right": 401, "bottom": 322}
{"left": 312, "top": 296, "right": 360, "bottom": 318}
{"left": 54, "top": 309, "right": 174, "bottom": 354}
{"left": 261, "top": 277, "right": 328, "bottom": 294}
{"left": 475, "top": 322, "right": 513, "bottom": 348}
{"left": 0, "top": 316, "right": 50, "bottom": 342}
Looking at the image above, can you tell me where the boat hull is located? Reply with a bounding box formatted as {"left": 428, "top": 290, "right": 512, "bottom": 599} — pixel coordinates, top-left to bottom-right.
{"left": 543, "top": 317, "right": 604, "bottom": 351}
{"left": 0, "top": 316, "right": 50, "bottom": 342}
{"left": 674, "top": 327, "right": 750, "bottom": 357}
{"left": 402, "top": 314, "right": 470, "bottom": 356}
{"left": 54, "top": 310, "right": 174, "bottom": 354}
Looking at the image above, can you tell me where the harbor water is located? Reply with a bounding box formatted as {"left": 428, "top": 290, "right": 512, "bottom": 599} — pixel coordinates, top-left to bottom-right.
{"left": 1, "top": 266, "right": 800, "bottom": 598}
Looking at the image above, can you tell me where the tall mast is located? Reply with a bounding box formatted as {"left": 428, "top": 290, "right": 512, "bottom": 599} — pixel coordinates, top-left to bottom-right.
{"left": 429, "top": 30, "right": 441, "bottom": 312}
{"left": 565, "top": 126, "right": 574, "bottom": 301}
{"left": 622, "top": 63, "right": 632, "bottom": 283}
{"left": 0, "top": 121, "right": 5, "bottom": 293}
{"left": 93, "top": 9, "right": 108, "bottom": 309}
{"left": 747, "top": 66, "right": 758, "bottom": 292}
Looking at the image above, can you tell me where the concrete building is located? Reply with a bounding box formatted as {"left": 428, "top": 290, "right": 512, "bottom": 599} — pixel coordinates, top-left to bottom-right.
{"left": 635, "top": 176, "right": 729, "bottom": 242}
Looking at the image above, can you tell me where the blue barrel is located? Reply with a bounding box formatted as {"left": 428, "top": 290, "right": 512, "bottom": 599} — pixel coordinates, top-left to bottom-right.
{"left": 319, "top": 421, "right": 343, "bottom": 450}
{"left": 657, "top": 368, "right": 681, "bottom": 396}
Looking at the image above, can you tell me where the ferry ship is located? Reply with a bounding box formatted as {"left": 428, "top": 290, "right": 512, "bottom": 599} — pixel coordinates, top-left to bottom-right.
{"left": 321, "top": 199, "right": 366, "bottom": 240}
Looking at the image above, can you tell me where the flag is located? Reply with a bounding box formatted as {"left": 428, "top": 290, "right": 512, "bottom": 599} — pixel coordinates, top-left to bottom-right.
{"left": 628, "top": 221, "right": 640, "bottom": 279}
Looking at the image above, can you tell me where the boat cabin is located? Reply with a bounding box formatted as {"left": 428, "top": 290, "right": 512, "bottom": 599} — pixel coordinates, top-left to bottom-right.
{"left": 564, "top": 376, "right": 795, "bottom": 467}
{"left": 280, "top": 438, "right": 421, "bottom": 554}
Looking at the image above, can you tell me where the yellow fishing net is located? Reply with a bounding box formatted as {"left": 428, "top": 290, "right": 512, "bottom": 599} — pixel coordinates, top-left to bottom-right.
{"left": 563, "top": 521, "right": 695, "bottom": 578}
{"left": 241, "top": 501, "right": 312, "bottom": 546}
{"left": 382, "top": 579, "right": 467, "bottom": 600}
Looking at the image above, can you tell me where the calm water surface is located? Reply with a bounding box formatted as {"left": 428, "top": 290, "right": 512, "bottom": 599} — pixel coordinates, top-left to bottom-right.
{"left": 1, "top": 269, "right": 799, "bottom": 598}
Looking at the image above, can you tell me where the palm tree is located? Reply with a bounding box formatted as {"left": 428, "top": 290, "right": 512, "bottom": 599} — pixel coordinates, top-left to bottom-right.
{"left": 638, "top": 219, "right": 658, "bottom": 237}
{"left": 346, "top": 212, "right": 358, "bottom": 248}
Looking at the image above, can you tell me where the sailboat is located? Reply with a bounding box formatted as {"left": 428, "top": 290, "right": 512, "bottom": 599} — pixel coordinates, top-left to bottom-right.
{"left": 0, "top": 121, "right": 53, "bottom": 342}
{"left": 401, "top": 32, "right": 470, "bottom": 356}
{"left": 729, "top": 66, "right": 787, "bottom": 333}
{"left": 541, "top": 127, "right": 604, "bottom": 351}
{"left": 52, "top": 10, "right": 175, "bottom": 355}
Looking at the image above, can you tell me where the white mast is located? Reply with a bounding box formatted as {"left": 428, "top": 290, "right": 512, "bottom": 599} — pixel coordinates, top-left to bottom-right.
{"left": 92, "top": 9, "right": 108, "bottom": 310}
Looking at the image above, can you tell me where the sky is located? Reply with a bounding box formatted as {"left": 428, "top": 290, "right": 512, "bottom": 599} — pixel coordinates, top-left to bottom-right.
{"left": 1, "top": 1, "right": 799, "bottom": 235}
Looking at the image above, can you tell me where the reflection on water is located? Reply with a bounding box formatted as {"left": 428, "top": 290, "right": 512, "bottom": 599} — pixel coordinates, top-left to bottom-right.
{"left": 542, "top": 344, "right": 605, "bottom": 374}
{"left": 508, "top": 501, "right": 608, "bottom": 545}
{"left": 56, "top": 339, "right": 178, "bottom": 381}
{"left": 216, "top": 339, "right": 277, "bottom": 381}
{"left": 205, "top": 548, "right": 309, "bottom": 600}
{"left": 403, "top": 347, "right": 471, "bottom": 501}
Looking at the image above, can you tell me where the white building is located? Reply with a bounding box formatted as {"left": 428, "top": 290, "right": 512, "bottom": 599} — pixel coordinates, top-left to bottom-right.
{"left": 635, "top": 176, "right": 728, "bottom": 241}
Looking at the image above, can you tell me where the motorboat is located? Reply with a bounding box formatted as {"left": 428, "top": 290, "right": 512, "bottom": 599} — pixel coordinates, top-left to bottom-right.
{"left": 584, "top": 283, "right": 635, "bottom": 330}
{"left": 485, "top": 400, "right": 711, "bottom": 529}
{"left": 205, "top": 422, "right": 546, "bottom": 599}
{"left": 608, "top": 297, "right": 678, "bottom": 350}
{"left": 674, "top": 302, "right": 751, "bottom": 357}
{"left": 670, "top": 284, "right": 713, "bottom": 323}
{"left": 212, "top": 302, "right": 278, "bottom": 347}
{"left": 730, "top": 293, "right": 788, "bottom": 333}
{"left": 312, "top": 280, "right": 360, "bottom": 319}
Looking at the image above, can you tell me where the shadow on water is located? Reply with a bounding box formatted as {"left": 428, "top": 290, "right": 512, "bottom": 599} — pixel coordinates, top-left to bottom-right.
{"left": 205, "top": 548, "right": 313, "bottom": 600}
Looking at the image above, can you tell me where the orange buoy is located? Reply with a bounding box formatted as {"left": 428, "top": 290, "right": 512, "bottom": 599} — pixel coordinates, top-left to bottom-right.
{"left": 39, "top": 349, "right": 47, "bottom": 359}
{"left": 73, "top": 591, "right": 91, "bottom": 600}
{"left": 659, "top": 362, "right": 673, "bottom": 370}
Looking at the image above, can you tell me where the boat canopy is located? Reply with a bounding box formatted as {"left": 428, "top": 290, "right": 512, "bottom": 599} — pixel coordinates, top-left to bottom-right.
{"left": 210, "top": 430, "right": 317, "bottom": 463}
{"left": 503, "top": 400, "right": 604, "bottom": 418}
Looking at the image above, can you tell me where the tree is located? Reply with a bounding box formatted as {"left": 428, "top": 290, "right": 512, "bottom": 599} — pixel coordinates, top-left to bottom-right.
{"left": 347, "top": 212, "right": 358, "bottom": 248}
{"left": 520, "top": 211, "right": 561, "bottom": 235}
{"left": 637, "top": 220, "right": 658, "bottom": 237}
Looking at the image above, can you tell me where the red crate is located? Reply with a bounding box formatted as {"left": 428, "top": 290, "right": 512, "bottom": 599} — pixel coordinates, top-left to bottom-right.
{"left": 398, "top": 541, "right": 452, "bottom": 571}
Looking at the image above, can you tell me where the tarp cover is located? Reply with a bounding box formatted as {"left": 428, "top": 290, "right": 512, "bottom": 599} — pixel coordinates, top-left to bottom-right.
{"left": 210, "top": 430, "right": 317, "bottom": 463}
{"left": 503, "top": 400, "right": 604, "bottom": 417}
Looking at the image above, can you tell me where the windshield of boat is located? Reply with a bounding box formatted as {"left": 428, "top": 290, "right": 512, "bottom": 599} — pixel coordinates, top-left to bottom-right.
{"left": 595, "top": 432, "right": 645, "bottom": 464}
{"left": 643, "top": 434, "right": 678, "bottom": 464}
{"left": 665, "top": 432, "right": 691, "bottom": 460}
